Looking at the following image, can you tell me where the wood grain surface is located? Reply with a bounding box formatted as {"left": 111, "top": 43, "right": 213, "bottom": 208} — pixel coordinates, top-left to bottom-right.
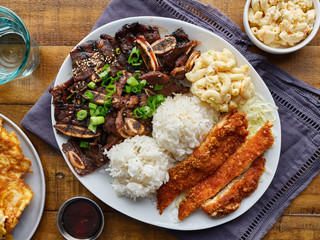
{"left": 0, "top": 0, "right": 319, "bottom": 239}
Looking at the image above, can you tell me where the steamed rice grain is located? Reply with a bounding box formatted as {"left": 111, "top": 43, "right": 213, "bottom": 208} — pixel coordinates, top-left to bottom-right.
{"left": 152, "top": 94, "right": 220, "bottom": 161}
{"left": 105, "top": 135, "right": 173, "bottom": 199}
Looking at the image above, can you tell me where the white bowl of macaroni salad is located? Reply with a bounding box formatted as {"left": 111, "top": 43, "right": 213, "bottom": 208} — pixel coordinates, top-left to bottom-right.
{"left": 243, "top": 0, "right": 320, "bottom": 54}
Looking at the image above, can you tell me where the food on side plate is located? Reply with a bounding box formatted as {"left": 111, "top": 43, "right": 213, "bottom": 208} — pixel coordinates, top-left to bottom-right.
{"left": 178, "top": 121, "right": 274, "bottom": 220}
{"left": 201, "top": 156, "right": 266, "bottom": 217}
{"left": 152, "top": 94, "right": 219, "bottom": 162}
{"left": 157, "top": 109, "right": 249, "bottom": 214}
{"left": 186, "top": 48, "right": 254, "bottom": 112}
{"left": 105, "top": 135, "right": 173, "bottom": 199}
{"left": 0, "top": 117, "right": 33, "bottom": 238}
{"left": 50, "top": 22, "right": 200, "bottom": 175}
{"left": 248, "top": 0, "right": 316, "bottom": 47}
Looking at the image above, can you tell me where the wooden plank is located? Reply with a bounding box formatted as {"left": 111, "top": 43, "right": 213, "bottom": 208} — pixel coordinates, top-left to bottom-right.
{"left": 264, "top": 215, "right": 320, "bottom": 240}
{"left": 1, "top": 0, "right": 110, "bottom": 46}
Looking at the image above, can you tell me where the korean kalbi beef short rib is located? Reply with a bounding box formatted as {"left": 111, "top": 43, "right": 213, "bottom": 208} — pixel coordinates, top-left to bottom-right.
{"left": 50, "top": 22, "right": 200, "bottom": 175}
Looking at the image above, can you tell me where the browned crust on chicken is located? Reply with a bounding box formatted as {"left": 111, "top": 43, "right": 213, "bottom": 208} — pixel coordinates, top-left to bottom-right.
{"left": 178, "top": 121, "right": 274, "bottom": 221}
{"left": 157, "top": 109, "right": 249, "bottom": 214}
{"left": 201, "top": 156, "right": 266, "bottom": 217}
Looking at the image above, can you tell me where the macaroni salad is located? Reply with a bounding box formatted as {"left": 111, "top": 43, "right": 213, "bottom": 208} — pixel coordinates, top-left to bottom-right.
{"left": 248, "top": 0, "right": 316, "bottom": 47}
{"left": 185, "top": 49, "right": 254, "bottom": 112}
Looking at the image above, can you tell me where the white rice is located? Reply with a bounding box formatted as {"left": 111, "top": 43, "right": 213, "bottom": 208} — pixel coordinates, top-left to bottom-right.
{"left": 152, "top": 94, "right": 220, "bottom": 161}
{"left": 105, "top": 135, "right": 173, "bottom": 199}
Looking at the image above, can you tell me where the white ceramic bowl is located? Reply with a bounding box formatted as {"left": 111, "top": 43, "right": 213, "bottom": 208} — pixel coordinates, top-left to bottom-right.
{"left": 243, "top": 0, "right": 320, "bottom": 54}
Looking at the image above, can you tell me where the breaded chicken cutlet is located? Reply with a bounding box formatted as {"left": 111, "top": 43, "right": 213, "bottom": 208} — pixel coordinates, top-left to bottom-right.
{"left": 0, "top": 117, "right": 33, "bottom": 238}
{"left": 178, "top": 121, "right": 274, "bottom": 220}
{"left": 201, "top": 156, "right": 266, "bottom": 217}
{"left": 157, "top": 109, "right": 249, "bottom": 214}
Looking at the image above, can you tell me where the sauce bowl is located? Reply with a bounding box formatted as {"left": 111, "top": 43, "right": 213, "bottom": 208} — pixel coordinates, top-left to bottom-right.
{"left": 57, "top": 197, "right": 105, "bottom": 240}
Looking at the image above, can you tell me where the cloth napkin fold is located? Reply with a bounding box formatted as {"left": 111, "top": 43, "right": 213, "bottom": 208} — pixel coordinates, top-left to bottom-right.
{"left": 21, "top": 0, "right": 320, "bottom": 239}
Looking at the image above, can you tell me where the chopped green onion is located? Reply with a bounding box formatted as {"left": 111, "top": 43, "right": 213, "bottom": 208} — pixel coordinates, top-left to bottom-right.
{"left": 133, "top": 94, "right": 165, "bottom": 120}
{"left": 88, "top": 122, "right": 97, "bottom": 133}
{"left": 102, "top": 70, "right": 123, "bottom": 86}
{"left": 90, "top": 109, "right": 96, "bottom": 116}
{"left": 115, "top": 47, "right": 121, "bottom": 55}
{"left": 154, "top": 84, "right": 163, "bottom": 91}
{"left": 100, "top": 107, "right": 108, "bottom": 117}
{"left": 106, "top": 84, "right": 116, "bottom": 93}
{"left": 84, "top": 91, "right": 94, "bottom": 100}
{"left": 88, "top": 103, "right": 97, "bottom": 110}
{"left": 133, "top": 108, "right": 142, "bottom": 119}
{"left": 128, "top": 46, "right": 142, "bottom": 66}
{"left": 90, "top": 116, "right": 105, "bottom": 125}
{"left": 88, "top": 82, "right": 96, "bottom": 89}
{"left": 98, "top": 64, "right": 111, "bottom": 78}
{"left": 77, "top": 110, "right": 88, "bottom": 121}
{"left": 124, "top": 85, "right": 132, "bottom": 93}
{"left": 154, "top": 94, "right": 165, "bottom": 104}
{"left": 127, "top": 77, "right": 139, "bottom": 87}
{"left": 140, "top": 106, "right": 153, "bottom": 118}
{"left": 131, "top": 86, "right": 140, "bottom": 94}
{"left": 79, "top": 141, "right": 90, "bottom": 149}
{"left": 134, "top": 70, "right": 140, "bottom": 79}
{"left": 140, "top": 79, "right": 147, "bottom": 87}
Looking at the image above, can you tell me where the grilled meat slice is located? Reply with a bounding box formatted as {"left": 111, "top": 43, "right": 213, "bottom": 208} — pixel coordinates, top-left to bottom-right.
{"left": 62, "top": 139, "right": 107, "bottom": 175}
{"left": 157, "top": 110, "right": 249, "bottom": 214}
{"left": 141, "top": 71, "right": 171, "bottom": 87}
{"left": 53, "top": 103, "right": 89, "bottom": 127}
{"left": 141, "top": 71, "right": 189, "bottom": 96}
{"left": 103, "top": 133, "right": 123, "bottom": 151}
{"left": 49, "top": 77, "right": 74, "bottom": 103}
{"left": 201, "top": 157, "right": 266, "bottom": 217}
{"left": 115, "top": 22, "right": 161, "bottom": 53}
{"left": 178, "top": 121, "right": 274, "bottom": 220}
{"left": 54, "top": 124, "right": 100, "bottom": 138}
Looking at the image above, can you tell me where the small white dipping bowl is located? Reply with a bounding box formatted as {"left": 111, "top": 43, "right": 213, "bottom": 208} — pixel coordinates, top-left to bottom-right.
{"left": 243, "top": 0, "right": 320, "bottom": 54}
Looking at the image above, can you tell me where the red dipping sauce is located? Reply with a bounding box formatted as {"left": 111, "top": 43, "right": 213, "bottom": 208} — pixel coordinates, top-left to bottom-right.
{"left": 58, "top": 198, "right": 104, "bottom": 239}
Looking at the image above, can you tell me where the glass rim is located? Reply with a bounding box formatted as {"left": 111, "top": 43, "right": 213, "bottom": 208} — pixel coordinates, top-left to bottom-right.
{"left": 0, "top": 6, "right": 32, "bottom": 82}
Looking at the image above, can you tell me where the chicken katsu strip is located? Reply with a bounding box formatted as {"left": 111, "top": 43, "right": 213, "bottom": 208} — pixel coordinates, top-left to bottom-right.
{"left": 178, "top": 121, "right": 274, "bottom": 220}
{"left": 201, "top": 156, "right": 266, "bottom": 217}
{"left": 157, "top": 110, "right": 248, "bottom": 214}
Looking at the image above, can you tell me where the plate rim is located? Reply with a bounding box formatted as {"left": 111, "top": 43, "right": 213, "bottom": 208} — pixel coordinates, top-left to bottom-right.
{"left": 52, "top": 16, "right": 281, "bottom": 231}
{"left": 0, "top": 113, "right": 46, "bottom": 239}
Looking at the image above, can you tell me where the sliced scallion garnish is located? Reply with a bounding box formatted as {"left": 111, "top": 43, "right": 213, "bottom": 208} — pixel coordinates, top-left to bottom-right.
{"left": 76, "top": 110, "right": 88, "bottom": 121}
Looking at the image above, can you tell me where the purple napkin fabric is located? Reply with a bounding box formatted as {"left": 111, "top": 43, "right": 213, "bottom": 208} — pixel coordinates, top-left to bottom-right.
{"left": 21, "top": 0, "right": 320, "bottom": 239}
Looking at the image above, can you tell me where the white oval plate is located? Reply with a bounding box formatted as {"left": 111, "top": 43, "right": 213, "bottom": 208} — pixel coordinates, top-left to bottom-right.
{"left": 0, "top": 114, "right": 46, "bottom": 239}
{"left": 52, "top": 16, "right": 281, "bottom": 231}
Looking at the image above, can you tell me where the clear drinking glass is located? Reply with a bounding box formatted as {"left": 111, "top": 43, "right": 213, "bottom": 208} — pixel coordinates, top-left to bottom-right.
{"left": 0, "top": 6, "right": 40, "bottom": 85}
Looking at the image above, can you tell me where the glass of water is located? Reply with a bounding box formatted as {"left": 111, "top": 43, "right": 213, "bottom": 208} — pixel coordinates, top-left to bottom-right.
{"left": 0, "top": 6, "right": 40, "bottom": 85}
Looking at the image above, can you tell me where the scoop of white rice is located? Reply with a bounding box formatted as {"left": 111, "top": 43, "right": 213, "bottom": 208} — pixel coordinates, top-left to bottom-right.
{"left": 152, "top": 94, "right": 220, "bottom": 161}
{"left": 105, "top": 135, "right": 173, "bottom": 199}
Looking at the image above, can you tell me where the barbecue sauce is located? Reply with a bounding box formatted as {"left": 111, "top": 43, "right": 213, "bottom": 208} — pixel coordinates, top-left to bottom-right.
{"left": 61, "top": 199, "right": 102, "bottom": 239}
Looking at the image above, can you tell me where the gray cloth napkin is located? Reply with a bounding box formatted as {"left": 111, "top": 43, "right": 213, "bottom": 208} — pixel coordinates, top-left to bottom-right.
{"left": 21, "top": 0, "right": 320, "bottom": 239}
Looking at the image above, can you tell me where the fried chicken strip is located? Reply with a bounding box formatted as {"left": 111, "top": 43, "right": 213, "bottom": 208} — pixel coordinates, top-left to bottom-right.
{"left": 157, "top": 109, "right": 249, "bottom": 214}
{"left": 201, "top": 156, "right": 266, "bottom": 217}
{"left": 178, "top": 121, "right": 274, "bottom": 220}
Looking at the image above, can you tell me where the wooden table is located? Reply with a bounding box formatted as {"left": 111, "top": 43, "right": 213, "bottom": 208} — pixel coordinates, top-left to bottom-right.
{"left": 0, "top": 0, "right": 319, "bottom": 239}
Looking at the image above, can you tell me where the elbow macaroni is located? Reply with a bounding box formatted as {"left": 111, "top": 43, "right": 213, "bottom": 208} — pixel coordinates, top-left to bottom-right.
{"left": 248, "top": 0, "right": 316, "bottom": 47}
{"left": 186, "top": 49, "right": 255, "bottom": 112}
